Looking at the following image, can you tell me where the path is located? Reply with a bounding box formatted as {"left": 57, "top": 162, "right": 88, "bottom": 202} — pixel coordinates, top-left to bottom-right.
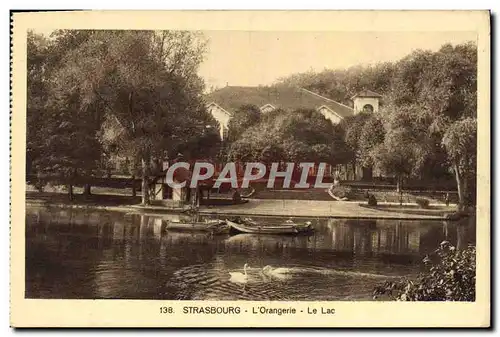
{"left": 26, "top": 192, "right": 452, "bottom": 220}
{"left": 198, "top": 199, "right": 448, "bottom": 220}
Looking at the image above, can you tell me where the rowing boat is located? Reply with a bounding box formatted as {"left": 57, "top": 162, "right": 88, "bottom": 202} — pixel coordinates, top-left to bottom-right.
{"left": 167, "top": 219, "right": 228, "bottom": 233}
{"left": 226, "top": 218, "right": 314, "bottom": 235}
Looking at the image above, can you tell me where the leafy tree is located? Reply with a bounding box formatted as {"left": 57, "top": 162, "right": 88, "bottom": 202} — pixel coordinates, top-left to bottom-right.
{"left": 370, "top": 104, "right": 433, "bottom": 191}
{"left": 358, "top": 116, "right": 385, "bottom": 168}
{"left": 34, "top": 89, "right": 104, "bottom": 199}
{"left": 27, "top": 30, "right": 211, "bottom": 204}
{"left": 388, "top": 43, "right": 477, "bottom": 197}
{"left": 374, "top": 241, "right": 475, "bottom": 301}
{"left": 278, "top": 42, "right": 477, "bottom": 199}
{"left": 371, "top": 130, "right": 421, "bottom": 191}
{"left": 338, "top": 113, "right": 371, "bottom": 162}
{"left": 27, "top": 30, "right": 101, "bottom": 197}
{"left": 442, "top": 118, "right": 477, "bottom": 209}
{"left": 54, "top": 30, "right": 209, "bottom": 205}
{"left": 336, "top": 113, "right": 385, "bottom": 180}
{"left": 226, "top": 104, "right": 261, "bottom": 143}
{"left": 276, "top": 62, "right": 394, "bottom": 106}
{"left": 228, "top": 108, "right": 350, "bottom": 165}
{"left": 27, "top": 31, "right": 51, "bottom": 183}
{"left": 390, "top": 43, "right": 477, "bottom": 123}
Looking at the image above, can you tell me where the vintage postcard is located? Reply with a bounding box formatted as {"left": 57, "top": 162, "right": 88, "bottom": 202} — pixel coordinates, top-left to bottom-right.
{"left": 10, "top": 10, "right": 490, "bottom": 328}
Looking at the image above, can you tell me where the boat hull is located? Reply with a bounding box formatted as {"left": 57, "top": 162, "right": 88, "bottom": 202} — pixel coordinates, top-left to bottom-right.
{"left": 167, "top": 220, "right": 228, "bottom": 233}
{"left": 226, "top": 220, "right": 313, "bottom": 235}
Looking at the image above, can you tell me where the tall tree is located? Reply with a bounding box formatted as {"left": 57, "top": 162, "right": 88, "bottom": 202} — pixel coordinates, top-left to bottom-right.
{"left": 358, "top": 116, "right": 385, "bottom": 178}
{"left": 27, "top": 30, "right": 100, "bottom": 197}
{"left": 228, "top": 108, "right": 350, "bottom": 165}
{"left": 370, "top": 104, "right": 433, "bottom": 191}
{"left": 226, "top": 104, "right": 261, "bottom": 143}
{"left": 278, "top": 41, "right": 477, "bottom": 196}
{"left": 276, "top": 62, "right": 395, "bottom": 106}
{"left": 387, "top": 42, "right": 477, "bottom": 195}
{"left": 54, "top": 30, "right": 209, "bottom": 205}
{"left": 442, "top": 118, "right": 477, "bottom": 209}
{"left": 27, "top": 31, "right": 51, "bottom": 183}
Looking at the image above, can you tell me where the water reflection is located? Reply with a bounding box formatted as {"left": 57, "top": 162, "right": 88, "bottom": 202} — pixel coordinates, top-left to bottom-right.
{"left": 25, "top": 206, "right": 475, "bottom": 300}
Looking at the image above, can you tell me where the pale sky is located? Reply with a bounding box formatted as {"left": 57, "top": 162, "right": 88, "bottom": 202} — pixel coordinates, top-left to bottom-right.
{"left": 200, "top": 31, "right": 477, "bottom": 89}
{"left": 34, "top": 29, "right": 476, "bottom": 89}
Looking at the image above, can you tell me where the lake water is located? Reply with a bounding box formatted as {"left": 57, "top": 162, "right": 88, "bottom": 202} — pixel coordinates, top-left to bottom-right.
{"left": 25, "top": 206, "right": 475, "bottom": 301}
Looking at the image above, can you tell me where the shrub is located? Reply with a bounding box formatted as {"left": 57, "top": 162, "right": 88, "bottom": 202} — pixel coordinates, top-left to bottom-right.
{"left": 331, "top": 185, "right": 353, "bottom": 199}
{"left": 34, "top": 180, "right": 45, "bottom": 192}
{"left": 231, "top": 189, "right": 242, "bottom": 202}
{"left": 373, "top": 242, "right": 476, "bottom": 301}
{"left": 367, "top": 194, "right": 377, "bottom": 206}
{"left": 416, "top": 198, "right": 430, "bottom": 208}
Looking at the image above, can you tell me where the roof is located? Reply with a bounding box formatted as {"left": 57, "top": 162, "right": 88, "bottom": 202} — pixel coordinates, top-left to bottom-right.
{"left": 157, "top": 159, "right": 215, "bottom": 187}
{"left": 351, "top": 89, "right": 382, "bottom": 99}
{"left": 205, "top": 86, "right": 354, "bottom": 119}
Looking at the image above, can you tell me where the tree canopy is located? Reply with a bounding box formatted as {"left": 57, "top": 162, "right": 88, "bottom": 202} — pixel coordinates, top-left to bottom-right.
{"left": 27, "top": 30, "right": 216, "bottom": 203}
{"left": 228, "top": 108, "right": 350, "bottom": 165}
{"left": 226, "top": 104, "right": 262, "bottom": 143}
{"left": 326, "top": 42, "right": 477, "bottom": 204}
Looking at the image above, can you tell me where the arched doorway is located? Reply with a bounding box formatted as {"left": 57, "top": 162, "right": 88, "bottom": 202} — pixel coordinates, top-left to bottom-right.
{"left": 362, "top": 104, "right": 374, "bottom": 113}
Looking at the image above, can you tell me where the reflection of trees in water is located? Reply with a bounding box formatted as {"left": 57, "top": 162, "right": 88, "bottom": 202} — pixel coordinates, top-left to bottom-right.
{"left": 418, "top": 217, "right": 475, "bottom": 254}
{"left": 220, "top": 219, "right": 423, "bottom": 271}
{"left": 26, "top": 208, "right": 476, "bottom": 257}
{"left": 455, "top": 216, "right": 476, "bottom": 251}
{"left": 211, "top": 218, "right": 474, "bottom": 257}
{"left": 25, "top": 207, "right": 477, "bottom": 299}
{"left": 326, "top": 219, "right": 421, "bottom": 255}
{"left": 25, "top": 207, "right": 119, "bottom": 298}
{"left": 92, "top": 214, "right": 225, "bottom": 299}
{"left": 224, "top": 234, "right": 313, "bottom": 254}
{"left": 326, "top": 218, "right": 473, "bottom": 256}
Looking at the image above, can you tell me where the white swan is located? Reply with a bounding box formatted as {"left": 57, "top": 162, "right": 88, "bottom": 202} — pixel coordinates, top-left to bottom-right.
{"left": 261, "top": 265, "right": 291, "bottom": 280}
{"left": 229, "top": 263, "right": 249, "bottom": 284}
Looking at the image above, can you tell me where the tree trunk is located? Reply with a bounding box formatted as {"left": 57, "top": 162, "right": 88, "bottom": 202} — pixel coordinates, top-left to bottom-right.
{"left": 83, "top": 184, "right": 91, "bottom": 197}
{"left": 68, "top": 184, "right": 74, "bottom": 201}
{"left": 131, "top": 175, "right": 137, "bottom": 197}
{"left": 453, "top": 163, "right": 465, "bottom": 211}
{"left": 463, "top": 177, "right": 468, "bottom": 207}
{"left": 141, "top": 158, "right": 150, "bottom": 205}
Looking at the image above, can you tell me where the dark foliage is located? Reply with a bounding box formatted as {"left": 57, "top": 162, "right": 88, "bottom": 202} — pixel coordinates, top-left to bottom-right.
{"left": 367, "top": 194, "right": 377, "bottom": 206}
{"left": 416, "top": 198, "right": 430, "bottom": 209}
{"left": 374, "top": 242, "right": 475, "bottom": 301}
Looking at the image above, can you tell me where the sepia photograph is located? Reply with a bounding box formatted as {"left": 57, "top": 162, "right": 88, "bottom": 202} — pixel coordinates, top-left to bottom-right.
{"left": 10, "top": 10, "right": 490, "bottom": 327}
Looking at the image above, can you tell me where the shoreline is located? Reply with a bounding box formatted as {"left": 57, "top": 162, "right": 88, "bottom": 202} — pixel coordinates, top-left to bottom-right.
{"left": 25, "top": 197, "right": 455, "bottom": 220}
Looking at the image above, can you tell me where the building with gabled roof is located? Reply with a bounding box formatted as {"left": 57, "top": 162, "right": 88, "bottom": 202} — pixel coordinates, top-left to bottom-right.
{"left": 205, "top": 85, "right": 363, "bottom": 139}
{"left": 351, "top": 89, "right": 383, "bottom": 99}
{"left": 351, "top": 89, "right": 382, "bottom": 114}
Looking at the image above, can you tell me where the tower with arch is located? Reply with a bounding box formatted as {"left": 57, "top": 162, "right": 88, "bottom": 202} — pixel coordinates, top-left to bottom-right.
{"left": 351, "top": 90, "right": 382, "bottom": 114}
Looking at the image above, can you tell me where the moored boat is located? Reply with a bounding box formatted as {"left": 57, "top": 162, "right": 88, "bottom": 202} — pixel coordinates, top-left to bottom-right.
{"left": 167, "top": 219, "right": 228, "bottom": 233}
{"left": 226, "top": 218, "right": 314, "bottom": 235}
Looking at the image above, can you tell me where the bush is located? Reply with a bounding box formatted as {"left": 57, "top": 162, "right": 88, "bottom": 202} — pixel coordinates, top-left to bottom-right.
{"left": 231, "top": 189, "right": 241, "bottom": 202}
{"left": 367, "top": 194, "right": 377, "bottom": 206}
{"left": 373, "top": 242, "right": 476, "bottom": 301}
{"left": 331, "top": 185, "right": 353, "bottom": 199}
{"left": 416, "top": 198, "right": 430, "bottom": 208}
